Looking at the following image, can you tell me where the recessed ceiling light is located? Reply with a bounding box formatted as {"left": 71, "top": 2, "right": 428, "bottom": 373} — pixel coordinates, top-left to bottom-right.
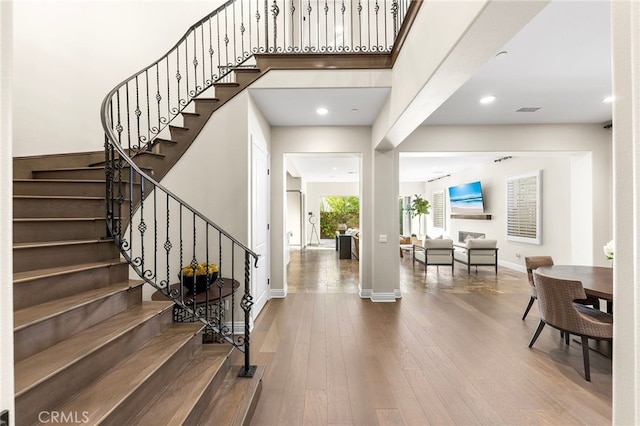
{"left": 495, "top": 51, "right": 508, "bottom": 58}
{"left": 602, "top": 96, "right": 614, "bottom": 103}
{"left": 316, "top": 107, "right": 329, "bottom": 115}
{"left": 351, "top": 108, "right": 358, "bottom": 113}
{"left": 480, "top": 95, "right": 497, "bottom": 104}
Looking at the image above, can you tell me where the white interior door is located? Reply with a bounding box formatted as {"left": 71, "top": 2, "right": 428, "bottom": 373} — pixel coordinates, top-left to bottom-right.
{"left": 251, "top": 141, "right": 270, "bottom": 318}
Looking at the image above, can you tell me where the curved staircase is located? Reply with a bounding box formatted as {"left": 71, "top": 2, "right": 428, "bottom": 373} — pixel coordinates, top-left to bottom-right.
{"left": 12, "top": 66, "right": 265, "bottom": 424}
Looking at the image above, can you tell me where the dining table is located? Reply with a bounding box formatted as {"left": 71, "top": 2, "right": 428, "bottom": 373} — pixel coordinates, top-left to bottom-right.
{"left": 534, "top": 264, "right": 613, "bottom": 302}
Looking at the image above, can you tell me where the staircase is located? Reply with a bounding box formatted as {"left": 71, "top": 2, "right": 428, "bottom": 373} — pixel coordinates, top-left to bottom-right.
{"left": 12, "top": 66, "right": 266, "bottom": 426}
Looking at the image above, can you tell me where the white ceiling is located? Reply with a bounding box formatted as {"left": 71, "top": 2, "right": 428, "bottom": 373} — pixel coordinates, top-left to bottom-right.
{"left": 252, "top": 0, "right": 612, "bottom": 183}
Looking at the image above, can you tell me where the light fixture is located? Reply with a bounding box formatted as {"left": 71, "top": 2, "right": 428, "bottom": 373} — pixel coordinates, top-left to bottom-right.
{"left": 480, "top": 95, "right": 497, "bottom": 105}
{"left": 316, "top": 107, "right": 329, "bottom": 115}
{"left": 495, "top": 51, "right": 508, "bottom": 59}
{"left": 602, "top": 96, "right": 614, "bottom": 104}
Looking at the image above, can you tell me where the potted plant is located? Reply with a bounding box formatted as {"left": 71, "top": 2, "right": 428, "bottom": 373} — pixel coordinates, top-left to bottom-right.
{"left": 409, "top": 194, "right": 431, "bottom": 236}
{"left": 180, "top": 262, "right": 219, "bottom": 294}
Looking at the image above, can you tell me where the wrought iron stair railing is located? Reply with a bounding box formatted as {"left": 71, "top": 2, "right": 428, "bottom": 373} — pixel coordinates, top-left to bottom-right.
{"left": 101, "top": 0, "right": 414, "bottom": 377}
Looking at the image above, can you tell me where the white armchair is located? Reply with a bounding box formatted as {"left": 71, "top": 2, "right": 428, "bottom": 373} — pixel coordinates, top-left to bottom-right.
{"left": 453, "top": 239, "right": 499, "bottom": 274}
{"left": 413, "top": 238, "right": 454, "bottom": 275}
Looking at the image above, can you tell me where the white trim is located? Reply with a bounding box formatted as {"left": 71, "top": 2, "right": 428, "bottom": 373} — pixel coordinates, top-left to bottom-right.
{"left": 370, "top": 291, "right": 400, "bottom": 302}
{"left": 270, "top": 288, "right": 287, "bottom": 298}
{"left": 394, "top": 288, "right": 402, "bottom": 299}
{"left": 359, "top": 288, "right": 372, "bottom": 299}
{"left": 226, "top": 321, "right": 254, "bottom": 334}
{"left": 498, "top": 259, "right": 525, "bottom": 273}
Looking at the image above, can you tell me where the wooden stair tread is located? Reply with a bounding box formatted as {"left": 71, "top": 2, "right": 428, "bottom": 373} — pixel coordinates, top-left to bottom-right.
{"left": 13, "top": 194, "right": 105, "bottom": 200}
{"left": 14, "top": 280, "right": 141, "bottom": 331}
{"left": 14, "top": 217, "right": 107, "bottom": 222}
{"left": 198, "top": 364, "right": 266, "bottom": 426}
{"left": 15, "top": 301, "right": 174, "bottom": 396}
{"left": 13, "top": 238, "right": 114, "bottom": 249}
{"left": 13, "top": 260, "right": 126, "bottom": 282}
{"left": 53, "top": 322, "right": 204, "bottom": 423}
{"left": 13, "top": 178, "right": 107, "bottom": 183}
{"left": 132, "top": 345, "right": 232, "bottom": 425}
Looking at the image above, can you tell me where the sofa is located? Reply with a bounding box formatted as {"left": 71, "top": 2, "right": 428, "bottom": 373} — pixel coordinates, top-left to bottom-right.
{"left": 413, "top": 238, "right": 454, "bottom": 275}
{"left": 453, "top": 238, "right": 499, "bottom": 274}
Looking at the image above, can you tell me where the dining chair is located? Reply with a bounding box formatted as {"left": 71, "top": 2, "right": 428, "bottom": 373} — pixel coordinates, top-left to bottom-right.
{"left": 528, "top": 271, "right": 613, "bottom": 381}
{"left": 522, "top": 256, "right": 554, "bottom": 320}
{"left": 522, "top": 256, "right": 601, "bottom": 321}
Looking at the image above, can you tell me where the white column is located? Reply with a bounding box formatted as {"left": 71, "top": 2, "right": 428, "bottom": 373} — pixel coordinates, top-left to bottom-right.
{"left": 611, "top": 1, "right": 640, "bottom": 423}
{"left": 366, "top": 148, "right": 400, "bottom": 301}
{"left": 0, "top": 0, "right": 15, "bottom": 421}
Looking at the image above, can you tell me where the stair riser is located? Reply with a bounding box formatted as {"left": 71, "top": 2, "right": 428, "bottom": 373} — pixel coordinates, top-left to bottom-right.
{"left": 14, "top": 286, "right": 142, "bottom": 363}
{"left": 193, "top": 99, "right": 220, "bottom": 115}
{"left": 14, "top": 197, "right": 109, "bottom": 219}
{"left": 14, "top": 262, "right": 129, "bottom": 310}
{"left": 13, "top": 218, "right": 107, "bottom": 243}
{"left": 168, "top": 126, "right": 197, "bottom": 142}
{"left": 13, "top": 240, "right": 120, "bottom": 273}
{"left": 33, "top": 168, "right": 150, "bottom": 181}
{"left": 213, "top": 85, "right": 240, "bottom": 100}
{"left": 13, "top": 180, "right": 106, "bottom": 197}
{"left": 16, "top": 306, "right": 173, "bottom": 426}
{"left": 103, "top": 332, "right": 202, "bottom": 425}
{"left": 152, "top": 139, "right": 179, "bottom": 156}
{"left": 183, "top": 357, "right": 232, "bottom": 425}
{"left": 182, "top": 113, "right": 207, "bottom": 131}
{"left": 233, "top": 70, "right": 261, "bottom": 86}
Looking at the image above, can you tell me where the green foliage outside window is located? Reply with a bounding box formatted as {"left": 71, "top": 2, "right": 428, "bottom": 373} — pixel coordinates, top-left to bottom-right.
{"left": 319, "top": 196, "right": 360, "bottom": 238}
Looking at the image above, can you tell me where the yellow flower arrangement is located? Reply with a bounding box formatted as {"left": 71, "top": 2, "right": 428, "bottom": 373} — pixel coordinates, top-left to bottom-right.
{"left": 181, "top": 262, "right": 219, "bottom": 277}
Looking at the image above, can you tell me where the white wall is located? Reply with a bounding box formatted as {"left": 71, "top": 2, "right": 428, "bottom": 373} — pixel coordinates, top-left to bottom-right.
{"left": 399, "top": 124, "right": 612, "bottom": 269}
{"left": 611, "top": 1, "right": 640, "bottom": 421}
{"left": 1, "top": 1, "right": 15, "bottom": 421}
{"left": 134, "top": 90, "right": 253, "bottom": 302}
{"left": 12, "top": 0, "right": 222, "bottom": 157}
{"left": 424, "top": 155, "right": 577, "bottom": 270}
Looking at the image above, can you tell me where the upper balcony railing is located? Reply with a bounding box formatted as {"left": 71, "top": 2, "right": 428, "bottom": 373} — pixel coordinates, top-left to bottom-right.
{"left": 101, "top": 0, "right": 416, "bottom": 378}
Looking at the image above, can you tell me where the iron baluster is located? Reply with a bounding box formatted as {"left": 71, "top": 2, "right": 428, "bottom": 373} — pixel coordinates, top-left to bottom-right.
{"left": 200, "top": 24, "right": 206, "bottom": 90}
{"left": 263, "top": 0, "right": 268, "bottom": 51}
{"left": 324, "top": 0, "right": 328, "bottom": 49}
{"left": 144, "top": 69, "right": 151, "bottom": 149}
{"left": 224, "top": 5, "right": 229, "bottom": 75}
{"left": 155, "top": 63, "right": 162, "bottom": 138}
{"left": 240, "top": 0, "right": 245, "bottom": 59}
{"left": 238, "top": 250, "right": 256, "bottom": 377}
{"left": 164, "top": 194, "right": 172, "bottom": 292}
{"left": 271, "top": 0, "right": 279, "bottom": 50}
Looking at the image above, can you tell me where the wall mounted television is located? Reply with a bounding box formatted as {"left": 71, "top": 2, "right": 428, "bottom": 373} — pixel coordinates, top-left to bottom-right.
{"left": 448, "top": 181, "right": 485, "bottom": 215}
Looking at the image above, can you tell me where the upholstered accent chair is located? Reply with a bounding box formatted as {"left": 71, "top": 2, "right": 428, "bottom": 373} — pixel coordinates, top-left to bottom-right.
{"left": 453, "top": 239, "right": 498, "bottom": 274}
{"left": 528, "top": 271, "right": 613, "bottom": 381}
{"left": 413, "top": 238, "right": 454, "bottom": 275}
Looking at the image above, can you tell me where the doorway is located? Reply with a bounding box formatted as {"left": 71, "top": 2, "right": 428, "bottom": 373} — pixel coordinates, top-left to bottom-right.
{"left": 284, "top": 153, "right": 361, "bottom": 293}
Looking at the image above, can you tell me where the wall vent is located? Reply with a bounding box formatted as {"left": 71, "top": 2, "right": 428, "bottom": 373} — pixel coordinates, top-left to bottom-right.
{"left": 516, "top": 107, "right": 541, "bottom": 112}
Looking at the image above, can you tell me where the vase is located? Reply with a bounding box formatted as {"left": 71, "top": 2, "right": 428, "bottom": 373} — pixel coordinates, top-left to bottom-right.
{"left": 180, "top": 271, "right": 218, "bottom": 294}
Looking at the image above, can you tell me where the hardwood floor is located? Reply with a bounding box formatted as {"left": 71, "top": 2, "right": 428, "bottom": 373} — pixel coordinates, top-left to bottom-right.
{"left": 247, "top": 246, "right": 612, "bottom": 425}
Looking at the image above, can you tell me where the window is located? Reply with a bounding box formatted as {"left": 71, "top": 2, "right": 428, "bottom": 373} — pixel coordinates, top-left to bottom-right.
{"left": 506, "top": 170, "right": 542, "bottom": 244}
{"left": 432, "top": 190, "right": 445, "bottom": 230}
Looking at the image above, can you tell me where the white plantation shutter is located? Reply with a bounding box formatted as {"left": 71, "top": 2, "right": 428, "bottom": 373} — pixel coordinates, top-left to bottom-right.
{"left": 506, "top": 170, "right": 542, "bottom": 244}
{"left": 432, "top": 190, "right": 445, "bottom": 230}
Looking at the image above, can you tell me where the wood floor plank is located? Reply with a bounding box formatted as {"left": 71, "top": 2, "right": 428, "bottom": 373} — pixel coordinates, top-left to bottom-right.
{"left": 249, "top": 242, "right": 612, "bottom": 425}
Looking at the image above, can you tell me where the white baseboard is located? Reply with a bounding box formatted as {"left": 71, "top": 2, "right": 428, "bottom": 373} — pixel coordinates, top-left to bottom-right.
{"left": 359, "top": 289, "right": 400, "bottom": 302}
{"left": 499, "top": 259, "right": 526, "bottom": 273}
{"left": 270, "top": 288, "right": 287, "bottom": 298}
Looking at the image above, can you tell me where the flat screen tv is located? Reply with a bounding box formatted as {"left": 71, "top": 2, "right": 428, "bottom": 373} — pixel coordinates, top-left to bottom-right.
{"left": 448, "top": 181, "right": 485, "bottom": 215}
